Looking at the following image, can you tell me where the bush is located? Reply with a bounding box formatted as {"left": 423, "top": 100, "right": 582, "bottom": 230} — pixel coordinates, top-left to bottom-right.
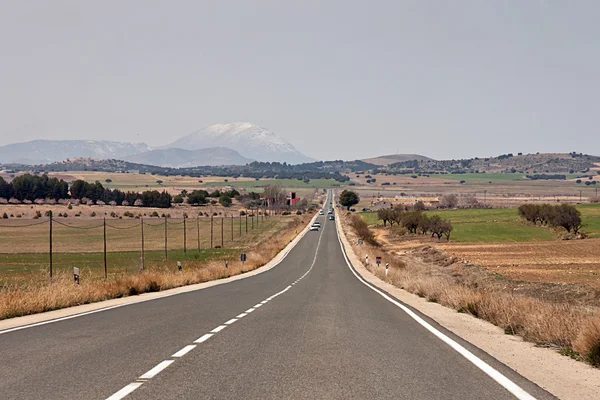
{"left": 2, "top": 213, "right": 7, "bottom": 219}
{"left": 91, "top": 212, "right": 97, "bottom": 217}
{"left": 67, "top": 203, "right": 73, "bottom": 210}
{"left": 296, "top": 210, "right": 302, "bottom": 215}
{"left": 151, "top": 211, "right": 159, "bottom": 217}
{"left": 282, "top": 211, "right": 291, "bottom": 215}
{"left": 349, "top": 215, "right": 379, "bottom": 246}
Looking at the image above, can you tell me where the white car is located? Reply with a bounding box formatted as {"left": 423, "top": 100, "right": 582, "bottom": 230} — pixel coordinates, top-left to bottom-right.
{"left": 310, "top": 226, "right": 319, "bottom": 231}
{"left": 319, "top": 210, "right": 325, "bottom": 215}
{"left": 313, "top": 222, "right": 321, "bottom": 227}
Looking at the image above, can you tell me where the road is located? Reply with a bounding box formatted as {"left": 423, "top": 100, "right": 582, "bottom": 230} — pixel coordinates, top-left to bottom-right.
{"left": 0, "top": 192, "right": 554, "bottom": 399}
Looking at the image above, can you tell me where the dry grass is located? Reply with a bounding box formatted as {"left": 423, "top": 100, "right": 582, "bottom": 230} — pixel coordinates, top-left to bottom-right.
{"left": 341, "top": 213, "right": 600, "bottom": 367}
{"left": 0, "top": 215, "right": 310, "bottom": 320}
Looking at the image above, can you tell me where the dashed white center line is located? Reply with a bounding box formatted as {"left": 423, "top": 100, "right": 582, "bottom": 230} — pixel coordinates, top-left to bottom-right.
{"left": 211, "top": 325, "right": 227, "bottom": 333}
{"left": 254, "top": 304, "right": 263, "bottom": 308}
{"left": 106, "top": 383, "right": 144, "bottom": 400}
{"left": 236, "top": 313, "right": 247, "bottom": 318}
{"left": 245, "top": 308, "right": 255, "bottom": 313}
{"left": 194, "top": 333, "right": 213, "bottom": 343}
{"left": 139, "top": 360, "right": 174, "bottom": 380}
{"left": 261, "top": 300, "right": 268, "bottom": 304}
{"left": 172, "top": 345, "right": 196, "bottom": 358}
{"left": 224, "top": 318, "right": 237, "bottom": 325}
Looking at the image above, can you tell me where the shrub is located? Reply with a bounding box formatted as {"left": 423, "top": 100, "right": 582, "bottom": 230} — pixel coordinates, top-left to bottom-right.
{"left": 35, "top": 211, "right": 42, "bottom": 218}
{"left": 2, "top": 213, "right": 7, "bottom": 219}
{"left": 349, "top": 215, "right": 379, "bottom": 246}
{"left": 91, "top": 212, "right": 97, "bottom": 217}
{"left": 67, "top": 203, "right": 73, "bottom": 210}
{"left": 282, "top": 211, "right": 291, "bottom": 215}
{"left": 151, "top": 211, "right": 159, "bottom": 217}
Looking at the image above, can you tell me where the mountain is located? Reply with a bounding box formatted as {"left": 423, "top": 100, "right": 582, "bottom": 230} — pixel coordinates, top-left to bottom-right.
{"left": 363, "top": 154, "right": 434, "bottom": 166}
{"left": 165, "top": 123, "right": 313, "bottom": 164}
{"left": 125, "top": 147, "right": 252, "bottom": 167}
{"left": 0, "top": 140, "right": 150, "bottom": 165}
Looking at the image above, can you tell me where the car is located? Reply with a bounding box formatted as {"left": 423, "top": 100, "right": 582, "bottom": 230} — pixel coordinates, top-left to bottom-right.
{"left": 328, "top": 209, "right": 333, "bottom": 214}
{"left": 319, "top": 210, "right": 325, "bottom": 215}
{"left": 329, "top": 215, "right": 335, "bottom": 220}
{"left": 313, "top": 222, "right": 321, "bottom": 227}
{"left": 310, "top": 226, "right": 319, "bottom": 231}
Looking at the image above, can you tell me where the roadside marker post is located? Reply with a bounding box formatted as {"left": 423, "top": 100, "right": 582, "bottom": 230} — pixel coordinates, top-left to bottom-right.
{"left": 241, "top": 253, "right": 247, "bottom": 266}
{"left": 385, "top": 263, "right": 389, "bottom": 277}
{"left": 225, "top": 260, "right": 228, "bottom": 270}
{"left": 177, "top": 261, "right": 182, "bottom": 272}
{"left": 365, "top": 255, "right": 369, "bottom": 265}
{"left": 74, "top": 267, "right": 80, "bottom": 285}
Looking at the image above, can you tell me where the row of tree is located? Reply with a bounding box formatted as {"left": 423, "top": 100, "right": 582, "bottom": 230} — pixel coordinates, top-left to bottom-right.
{"left": 0, "top": 175, "right": 172, "bottom": 208}
{"left": 0, "top": 174, "right": 69, "bottom": 201}
{"left": 518, "top": 203, "right": 583, "bottom": 233}
{"left": 377, "top": 207, "right": 453, "bottom": 240}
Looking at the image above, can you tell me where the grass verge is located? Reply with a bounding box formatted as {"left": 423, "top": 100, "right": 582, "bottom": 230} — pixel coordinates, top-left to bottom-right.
{"left": 340, "top": 212, "right": 600, "bottom": 367}
{"left": 0, "top": 214, "right": 311, "bottom": 320}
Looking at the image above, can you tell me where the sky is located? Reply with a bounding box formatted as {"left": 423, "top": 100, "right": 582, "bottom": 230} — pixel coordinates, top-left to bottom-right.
{"left": 0, "top": 0, "right": 599, "bottom": 161}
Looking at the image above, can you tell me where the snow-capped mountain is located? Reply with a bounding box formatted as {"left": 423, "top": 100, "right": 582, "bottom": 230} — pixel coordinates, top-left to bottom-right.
{"left": 125, "top": 147, "right": 252, "bottom": 167}
{"left": 165, "top": 123, "right": 313, "bottom": 164}
{"left": 0, "top": 140, "right": 150, "bottom": 165}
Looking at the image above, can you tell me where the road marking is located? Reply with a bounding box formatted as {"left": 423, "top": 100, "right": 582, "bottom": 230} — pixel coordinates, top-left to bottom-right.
{"left": 334, "top": 207, "right": 537, "bottom": 400}
{"left": 245, "top": 308, "right": 255, "bottom": 313}
{"left": 139, "top": 360, "right": 174, "bottom": 380}
{"left": 254, "top": 304, "right": 263, "bottom": 308}
{"left": 211, "top": 325, "right": 227, "bottom": 333}
{"left": 172, "top": 345, "right": 196, "bottom": 358}
{"left": 224, "top": 318, "right": 237, "bottom": 325}
{"left": 236, "top": 313, "right": 247, "bottom": 318}
{"left": 194, "top": 333, "right": 213, "bottom": 343}
{"left": 106, "top": 382, "right": 144, "bottom": 400}
{"left": 261, "top": 300, "right": 268, "bottom": 304}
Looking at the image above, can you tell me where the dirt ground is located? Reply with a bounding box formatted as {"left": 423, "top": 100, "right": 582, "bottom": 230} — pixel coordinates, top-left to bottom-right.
{"left": 436, "top": 240, "right": 600, "bottom": 289}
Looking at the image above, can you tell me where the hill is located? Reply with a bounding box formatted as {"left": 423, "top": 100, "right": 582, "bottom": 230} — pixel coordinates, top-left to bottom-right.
{"left": 125, "top": 147, "right": 252, "bottom": 167}
{"left": 0, "top": 140, "right": 149, "bottom": 165}
{"left": 165, "top": 123, "right": 313, "bottom": 164}
{"left": 363, "top": 154, "right": 433, "bottom": 166}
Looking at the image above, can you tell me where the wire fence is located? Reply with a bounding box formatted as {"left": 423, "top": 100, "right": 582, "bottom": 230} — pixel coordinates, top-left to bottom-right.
{"left": 0, "top": 212, "right": 271, "bottom": 283}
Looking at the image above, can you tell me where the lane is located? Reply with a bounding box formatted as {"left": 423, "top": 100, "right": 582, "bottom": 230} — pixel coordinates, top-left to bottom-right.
{"left": 0, "top": 192, "right": 555, "bottom": 399}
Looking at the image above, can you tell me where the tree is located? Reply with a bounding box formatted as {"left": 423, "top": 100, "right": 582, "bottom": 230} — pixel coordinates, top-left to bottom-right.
{"left": 440, "top": 194, "right": 458, "bottom": 209}
{"left": 340, "top": 190, "right": 359, "bottom": 210}
{"left": 219, "top": 194, "right": 232, "bottom": 207}
{"left": 414, "top": 200, "right": 426, "bottom": 211}
{"left": 188, "top": 190, "right": 208, "bottom": 205}
{"left": 377, "top": 208, "right": 391, "bottom": 227}
{"left": 552, "top": 204, "right": 582, "bottom": 233}
{"left": 173, "top": 195, "right": 184, "bottom": 204}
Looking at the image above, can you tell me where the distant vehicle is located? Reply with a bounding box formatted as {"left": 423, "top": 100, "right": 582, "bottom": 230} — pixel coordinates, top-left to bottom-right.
{"left": 328, "top": 209, "right": 333, "bottom": 214}
{"left": 313, "top": 222, "right": 321, "bottom": 227}
{"left": 310, "top": 226, "right": 319, "bottom": 231}
{"left": 329, "top": 215, "right": 334, "bottom": 220}
{"left": 319, "top": 210, "right": 325, "bottom": 215}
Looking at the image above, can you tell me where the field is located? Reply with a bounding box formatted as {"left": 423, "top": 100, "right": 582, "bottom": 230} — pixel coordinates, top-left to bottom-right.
{"left": 360, "top": 204, "right": 600, "bottom": 242}
{"left": 201, "top": 178, "right": 340, "bottom": 189}
{"left": 0, "top": 214, "right": 288, "bottom": 286}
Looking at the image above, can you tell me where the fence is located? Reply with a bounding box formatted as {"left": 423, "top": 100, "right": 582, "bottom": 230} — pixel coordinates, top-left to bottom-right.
{"left": 0, "top": 211, "right": 271, "bottom": 283}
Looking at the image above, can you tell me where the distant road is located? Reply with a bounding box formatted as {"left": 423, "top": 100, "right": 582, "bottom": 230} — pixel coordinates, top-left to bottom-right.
{"left": 0, "top": 192, "right": 554, "bottom": 399}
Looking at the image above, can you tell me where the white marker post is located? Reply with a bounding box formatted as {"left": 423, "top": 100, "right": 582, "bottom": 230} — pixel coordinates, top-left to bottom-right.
{"left": 385, "top": 263, "right": 389, "bottom": 277}
{"left": 365, "top": 255, "right": 369, "bottom": 265}
{"left": 73, "top": 267, "right": 80, "bottom": 285}
{"left": 177, "top": 261, "right": 182, "bottom": 272}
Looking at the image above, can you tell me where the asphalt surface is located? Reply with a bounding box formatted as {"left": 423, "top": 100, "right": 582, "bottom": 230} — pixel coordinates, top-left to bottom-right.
{"left": 0, "top": 192, "right": 555, "bottom": 399}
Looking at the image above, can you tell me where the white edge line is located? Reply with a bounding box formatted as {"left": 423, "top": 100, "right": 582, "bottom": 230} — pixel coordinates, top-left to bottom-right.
{"left": 194, "top": 333, "right": 213, "bottom": 343}
{"left": 105, "top": 382, "right": 144, "bottom": 400}
{"left": 334, "top": 203, "right": 537, "bottom": 400}
{"left": 1, "top": 212, "right": 319, "bottom": 336}
{"left": 139, "top": 360, "right": 174, "bottom": 380}
{"left": 172, "top": 345, "right": 196, "bottom": 358}
{"left": 211, "top": 325, "right": 226, "bottom": 333}
{"left": 224, "top": 318, "right": 237, "bottom": 325}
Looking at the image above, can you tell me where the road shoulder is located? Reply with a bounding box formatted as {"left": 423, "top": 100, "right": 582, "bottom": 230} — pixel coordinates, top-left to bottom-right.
{"left": 336, "top": 213, "right": 600, "bottom": 400}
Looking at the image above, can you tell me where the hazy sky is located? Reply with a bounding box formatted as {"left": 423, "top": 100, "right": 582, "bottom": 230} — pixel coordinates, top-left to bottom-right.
{"left": 0, "top": 1, "right": 598, "bottom": 161}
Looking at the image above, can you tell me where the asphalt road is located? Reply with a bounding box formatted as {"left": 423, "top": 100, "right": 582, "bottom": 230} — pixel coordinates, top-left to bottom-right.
{"left": 0, "top": 192, "right": 555, "bottom": 399}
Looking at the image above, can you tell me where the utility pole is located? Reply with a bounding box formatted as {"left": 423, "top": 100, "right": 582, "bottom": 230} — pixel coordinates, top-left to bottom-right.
{"left": 141, "top": 218, "right": 145, "bottom": 270}
{"left": 197, "top": 216, "right": 200, "bottom": 252}
{"left": 103, "top": 218, "right": 107, "bottom": 279}
{"left": 164, "top": 215, "right": 168, "bottom": 261}
{"left": 49, "top": 213, "right": 53, "bottom": 283}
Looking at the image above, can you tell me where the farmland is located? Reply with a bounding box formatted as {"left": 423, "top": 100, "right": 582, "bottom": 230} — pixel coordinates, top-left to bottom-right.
{"left": 360, "top": 204, "right": 600, "bottom": 242}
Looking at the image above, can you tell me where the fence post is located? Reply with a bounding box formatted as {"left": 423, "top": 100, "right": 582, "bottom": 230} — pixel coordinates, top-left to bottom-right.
{"left": 103, "top": 218, "right": 107, "bottom": 279}
{"left": 197, "top": 216, "right": 200, "bottom": 252}
{"left": 164, "top": 215, "right": 168, "bottom": 261}
{"left": 49, "top": 213, "right": 53, "bottom": 283}
{"left": 221, "top": 216, "right": 224, "bottom": 248}
{"left": 184, "top": 216, "right": 187, "bottom": 255}
{"left": 141, "top": 218, "right": 145, "bottom": 270}
{"left": 210, "top": 215, "right": 214, "bottom": 248}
